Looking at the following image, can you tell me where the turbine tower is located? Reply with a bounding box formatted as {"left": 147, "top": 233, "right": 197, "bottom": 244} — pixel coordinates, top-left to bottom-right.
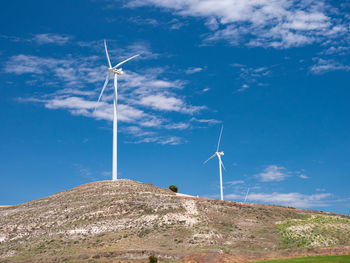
{"left": 95, "top": 40, "right": 139, "bottom": 181}
{"left": 204, "top": 125, "right": 226, "bottom": 200}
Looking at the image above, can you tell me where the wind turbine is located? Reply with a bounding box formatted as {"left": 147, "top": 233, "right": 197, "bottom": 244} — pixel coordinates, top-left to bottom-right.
{"left": 95, "top": 40, "right": 139, "bottom": 181}
{"left": 204, "top": 126, "right": 226, "bottom": 201}
{"left": 244, "top": 187, "right": 250, "bottom": 202}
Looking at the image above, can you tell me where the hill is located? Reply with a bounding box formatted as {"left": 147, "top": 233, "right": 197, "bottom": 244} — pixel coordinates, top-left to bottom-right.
{"left": 0, "top": 180, "right": 349, "bottom": 262}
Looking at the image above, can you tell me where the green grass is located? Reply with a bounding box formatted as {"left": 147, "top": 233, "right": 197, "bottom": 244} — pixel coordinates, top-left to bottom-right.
{"left": 250, "top": 255, "right": 350, "bottom": 263}
{"left": 276, "top": 215, "right": 350, "bottom": 248}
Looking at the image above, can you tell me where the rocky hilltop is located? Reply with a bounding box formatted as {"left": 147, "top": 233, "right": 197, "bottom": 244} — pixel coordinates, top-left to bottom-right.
{"left": 0, "top": 180, "right": 349, "bottom": 262}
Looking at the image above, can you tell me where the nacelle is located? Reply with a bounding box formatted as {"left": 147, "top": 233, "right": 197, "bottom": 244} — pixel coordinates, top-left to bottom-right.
{"left": 115, "top": 68, "right": 124, "bottom": 75}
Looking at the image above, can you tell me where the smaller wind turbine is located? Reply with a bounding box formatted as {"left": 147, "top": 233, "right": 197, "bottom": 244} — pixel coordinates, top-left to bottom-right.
{"left": 204, "top": 125, "right": 226, "bottom": 201}
{"left": 244, "top": 187, "right": 250, "bottom": 202}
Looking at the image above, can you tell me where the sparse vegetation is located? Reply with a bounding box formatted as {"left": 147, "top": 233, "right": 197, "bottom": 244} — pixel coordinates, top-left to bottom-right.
{"left": 277, "top": 214, "right": 350, "bottom": 248}
{"left": 149, "top": 255, "right": 158, "bottom": 263}
{"left": 0, "top": 180, "right": 349, "bottom": 263}
{"left": 169, "top": 185, "right": 178, "bottom": 193}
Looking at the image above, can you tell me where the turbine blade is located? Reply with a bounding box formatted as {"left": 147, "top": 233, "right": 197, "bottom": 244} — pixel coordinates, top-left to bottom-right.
{"left": 104, "top": 40, "right": 112, "bottom": 68}
{"left": 95, "top": 72, "right": 111, "bottom": 109}
{"left": 203, "top": 153, "right": 216, "bottom": 164}
{"left": 216, "top": 125, "right": 223, "bottom": 152}
{"left": 220, "top": 159, "right": 226, "bottom": 171}
{"left": 112, "top": 54, "right": 139, "bottom": 69}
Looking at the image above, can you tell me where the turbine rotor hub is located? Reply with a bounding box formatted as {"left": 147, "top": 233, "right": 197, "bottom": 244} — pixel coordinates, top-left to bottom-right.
{"left": 109, "top": 68, "right": 124, "bottom": 75}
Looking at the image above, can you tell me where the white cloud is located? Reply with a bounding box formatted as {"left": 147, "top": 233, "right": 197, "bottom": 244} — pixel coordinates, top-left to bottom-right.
{"left": 132, "top": 135, "right": 184, "bottom": 145}
{"left": 119, "top": 69, "right": 185, "bottom": 96}
{"left": 158, "top": 136, "right": 184, "bottom": 145}
{"left": 1, "top": 33, "right": 72, "bottom": 46}
{"left": 225, "top": 190, "right": 334, "bottom": 208}
{"left": 4, "top": 54, "right": 104, "bottom": 87}
{"left": 205, "top": 17, "right": 219, "bottom": 31}
{"left": 190, "top": 117, "right": 221, "bottom": 125}
{"left": 139, "top": 94, "right": 204, "bottom": 113}
{"left": 165, "top": 122, "right": 190, "bottom": 130}
{"left": 310, "top": 58, "right": 350, "bottom": 74}
{"left": 168, "top": 18, "right": 186, "bottom": 30}
{"left": 243, "top": 192, "right": 332, "bottom": 208}
{"left": 200, "top": 87, "right": 210, "bottom": 93}
{"left": 122, "top": 126, "right": 184, "bottom": 145}
{"left": 128, "top": 16, "right": 159, "bottom": 26}
{"left": 321, "top": 46, "right": 350, "bottom": 56}
{"left": 124, "top": 0, "right": 348, "bottom": 49}
{"left": 185, "top": 67, "right": 203, "bottom": 74}
{"left": 77, "top": 40, "right": 159, "bottom": 61}
{"left": 232, "top": 64, "right": 271, "bottom": 91}
{"left": 4, "top": 55, "right": 62, "bottom": 75}
{"left": 258, "top": 165, "right": 288, "bottom": 182}
{"left": 226, "top": 180, "right": 244, "bottom": 185}
{"left": 238, "top": 84, "right": 249, "bottom": 92}
{"left": 123, "top": 126, "right": 156, "bottom": 137}
{"left": 6, "top": 44, "right": 212, "bottom": 145}
{"left": 45, "top": 96, "right": 96, "bottom": 110}
{"left": 30, "top": 95, "right": 153, "bottom": 124}
{"left": 299, "top": 174, "right": 309, "bottom": 179}
{"left": 33, "top": 33, "right": 71, "bottom": 45}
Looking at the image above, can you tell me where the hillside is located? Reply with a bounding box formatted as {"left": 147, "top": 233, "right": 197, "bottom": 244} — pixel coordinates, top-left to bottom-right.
{"left": 0, "top": 180, "right": 349, "bottom": 262}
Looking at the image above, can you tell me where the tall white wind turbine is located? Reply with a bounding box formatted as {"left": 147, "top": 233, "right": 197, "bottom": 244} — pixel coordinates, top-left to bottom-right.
{"left": 95, "top": 40, "right": 139, "bottom": 181}
{"left": 204, "top": 126, "right": 226, "bottom": 200}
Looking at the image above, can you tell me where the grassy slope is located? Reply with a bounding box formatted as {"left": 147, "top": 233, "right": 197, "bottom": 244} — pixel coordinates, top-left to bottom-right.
{"left": 0, "top": 180, "right": 349, "bottom": 263}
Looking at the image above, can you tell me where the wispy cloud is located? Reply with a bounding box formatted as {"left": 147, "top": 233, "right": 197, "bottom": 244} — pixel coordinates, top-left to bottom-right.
{"left": 121, "top": 126, "right": 183, "bottom": 145}
{"left": 185, "top": 67, "right": 204, "bottom": 74}
{"left": 4, "top": 54, "right": 104, "bottom": 86}
{"left": 238, "top": 84, "right": 249, "bottom": 92}
{"left": 164, "top": 122, "right": 190, "bottom": 130}
{"left": 226, "top": 180, "right": 244, "bottom": 185}
{"left": 130, "top": 134, "right": 184, "bottom": 145}
{"left": 124, "top": 0, "right": 349, "bottom": 49}
{"left": 128, "top": 16, "right": 186, "bottom": 30}
{"left": 257, "top": 165, "right": 288, "bottom": 182}
{"left": 138, "top": 94, "right": 205, "bottom": 113}
{"left": 128, "top": 16, "right": 159, "bottom": 26}
{"left": 310, "top": 58, "right": 350, "bottom": 74}
{"left": 232, "top": 63, "right": 271, "bottom": 92}
{"left": 168, "top": 18, "right": 186, "bottom": 30}
{"left": 5, "top": 43, "right": 213, "bottom": 145}
{"left": 255, "top": 166, "right": 310, "bottom": 182}
{"left": 320, "top": 46, "right": 350, "bottom": 56}
{"left": 225, "top": 191, "right": 333, "bottom": 208}
{"left": 32, "top": 33, "right": 71, "bottom": 45}
{"left": 190, "top": 117, "right": 221, "bottom": 125}
{"left": 1, "top": 33, "right": 72, "bottom": 46}
{"left": 77, "top": 40, "right": 159, "bottom": 61}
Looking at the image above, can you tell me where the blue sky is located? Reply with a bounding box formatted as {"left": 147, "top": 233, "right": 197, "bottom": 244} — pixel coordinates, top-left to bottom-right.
{"left": 1, "top": 0, "right": 350, "bottom": 214}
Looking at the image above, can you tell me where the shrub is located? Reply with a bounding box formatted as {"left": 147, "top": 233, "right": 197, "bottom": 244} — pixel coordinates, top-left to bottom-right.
{"left": 149, "top": 255, "right": 158, "bottom": 263}
{"left": 169, "top": 185, "right": 178, "bottom": 193}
